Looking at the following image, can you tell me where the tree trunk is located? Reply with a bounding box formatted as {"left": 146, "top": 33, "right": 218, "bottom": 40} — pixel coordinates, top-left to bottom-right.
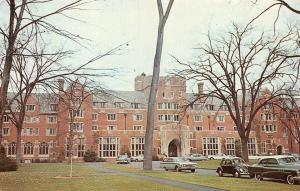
{"left": 16, "top": 127, "right": 22, "bottom": 164}
{"left": 241, "top": 139, "right": 249, "bottom": 162}
{"left": 143, "top": 26, "right": 164, "bottom": 170}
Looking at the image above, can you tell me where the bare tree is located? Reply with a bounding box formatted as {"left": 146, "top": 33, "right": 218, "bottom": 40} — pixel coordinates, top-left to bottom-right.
{"left": 275, "top": 93, "right": 300, "bottom": 154}
{"left": 143, "top": 0, "right": 174, "bottom": 170}
{"left": 175, "top": 25, "right": 300, "bottom": 161}
{"left": 0, "top": 0, "right": 100, "bottom": 144}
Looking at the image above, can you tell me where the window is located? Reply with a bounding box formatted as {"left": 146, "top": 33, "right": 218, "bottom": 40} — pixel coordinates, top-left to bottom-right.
{"left": 107, "top": 125, "right": 117, "bottom": 131}
{"left": 3, "top": 115, "right": 9, "bottom": 123}
{"left": 262, "top": 124, "right": 277, "bottom": 132}
{"left": 217, "top": 115, "right": 225, "bottom": 122}
{"left": 195, "top": 126, "right": 202, "bottom": 131}
{"left": 70, "top": 109, "right": 83, "bottom": 118}
{"left": 206, "top": 104, "right": 214, "bottom": 111}
{"left": 47, "top": 116, "right": 57, "bottom": 123}
{"left": 69, "top": 123, "right": 84, "bottom": 132}
{"left": 131, "top": 103, "right": 141, "bottom": 109}
{"left": 26, "top": 104, "right": 35, "bottom": 111}
{"left": 158, "top": 114, "right": 179, "bottom": 122}
{"left": 46, "top": 128, "right": 57, "bottom": 136}
{"left": 107, "top": 114, "right": 116, "bottom": 121}
{"left": 263, "top": 103, "right": 272, "bottom": 109}
{"left": 133, "top": 125, "right": 143, "bottom": 131}
{"left": 203, "top": 137, "right": 219, "bottom": 155}
{"left": 261, "top": 141, "right": 266, "bottom": 154}
{"left": 131, "top": 137, "right": 144, "bottom": 156}
{"left": 92, "top": 125, "right": 98, "bottom": 131}
{"left": 99, "top": 137, "right": 119, "bottom": 157}
{"left": 8, "top": 142, "right": 16, "bottom": 155}
{"left": 50, "top": 104, "right": 58, "bottom": 112}
{"left": 93, "top": 102, "right": 106, "bottom": 108}
{"left": 77, "top": 138, "right": 85, "bottom": 157}
{"left": 2, "top": 128, "right": 10, "bottom": 136}
{"left": 194, "top": 115, "right": 202, "bottom": 122}
{"left": 39, "top": 142, "right": 49, "bottom": 155}
{"left": 174, "top": 115, "right": 179, "bottom": 121}
{"left": 114, "top": 102, "right": 124, "bottom": 108}
{"left": 24, "top": 142, "right": 34, "bottom": 155}
{"left": 226, "top": 138, "right": 235, "bottom": 155}
{"left": 22, "top": 128, "right": 39, "bottom": 136}
{"left": 157, "top": 103, "right": 179, "bottom": 110}
{"left": 92, "top": 113, "right": 98, "bottom": 121}
{"left": 261, "top": 113, "right": 276, "bottom": 121}
{"left": 133, "top": 114, "right": 143, "bottom": 121}
{"left": 217, "top": 126, "right": 225, "bottom": 131}
{"left": 248, "top": 138, "right": 256, "bottom": 155}
{"left": 24, "top": 116, "right": 39, "bottom": 123}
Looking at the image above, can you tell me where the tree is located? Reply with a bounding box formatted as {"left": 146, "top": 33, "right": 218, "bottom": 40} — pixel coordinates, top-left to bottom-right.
{"left": 0, "top": 0, "right": 98, "bottom": 144}
{"left": 143, "top": 0, "right": 174, "bottom": 170}
{"left": 276, "top": 93, "right": 300, "bottom": 154}
{"left": 175, "top": 24, "right": 300, "bottom": 161}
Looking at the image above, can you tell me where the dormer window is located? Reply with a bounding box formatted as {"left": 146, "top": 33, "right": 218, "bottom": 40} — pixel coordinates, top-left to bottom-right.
{"left": 131, "top": 103, "right": 141, "bottom": 109}
{"left": 50, "top": 104, "right": 58, "bottom": 112}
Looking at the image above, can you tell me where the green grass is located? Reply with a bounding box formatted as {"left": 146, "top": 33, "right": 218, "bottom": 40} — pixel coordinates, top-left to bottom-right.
{"left": 105, "top": 162, "right": 300, "bottom": 191}
{"left": 0, "top": 163, "right": 187, "bottom": 191}
{"left": 197, "top": 159, "right": 258, "bottom": 169}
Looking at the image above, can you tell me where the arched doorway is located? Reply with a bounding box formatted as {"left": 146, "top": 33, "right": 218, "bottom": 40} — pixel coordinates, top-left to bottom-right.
{"left": 276, "top": 145, "right": 283, "bottom": 155}
{"left": 168, "top": 139, "right": 180, "bottom": 157}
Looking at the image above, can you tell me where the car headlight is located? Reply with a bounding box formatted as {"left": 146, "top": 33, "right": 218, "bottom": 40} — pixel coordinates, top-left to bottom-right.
{"left": 297, "top": 171, "right": 300, "bottom": 176}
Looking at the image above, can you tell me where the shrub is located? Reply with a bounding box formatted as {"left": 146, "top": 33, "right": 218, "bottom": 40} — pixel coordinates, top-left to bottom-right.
{"left": 83, "top": 150, "right": 98, "bottom": 162}
{"left": 0, "top": 144, "right": 17, "bottom": 172}
{"left": 96, "top": 157, "right": 106, "bottom": 162}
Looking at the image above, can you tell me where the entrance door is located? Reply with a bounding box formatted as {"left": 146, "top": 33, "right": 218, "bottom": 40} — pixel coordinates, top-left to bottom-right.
{"left": 168, "top": 139, "right": 180, "bottom": 157}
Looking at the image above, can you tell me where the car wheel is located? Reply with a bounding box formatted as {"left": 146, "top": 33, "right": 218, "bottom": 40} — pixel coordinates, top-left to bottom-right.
{"left": 254, "top": 174, "right": 263, "bottom": 181}
{"left": 175, "top": 166, "right": 180, "bottom": 172}
{"left": 135, "top": 159, "right": 138, "bottom": 162}
{"left": 233, "top": 170, "right": 240, "bottom": 178}
{"left": 217, "top": 169, "right": 223, "bottom": 177}
{"left": 210, "top": 157, "right": 214, "bottom": 160}
{"left": 286, "top": 174, "right": 295, "bottom": 185}
{"left": 164, "top": 167, "right": 168, "bottom": 171}
{"left": 191, "top": 169, "right": 195, "bottom": 173}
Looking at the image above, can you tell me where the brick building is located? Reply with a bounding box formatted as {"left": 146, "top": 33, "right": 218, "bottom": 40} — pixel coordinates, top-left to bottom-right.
{"left": 1, "top": 74, "right": 298, "bottom": 161}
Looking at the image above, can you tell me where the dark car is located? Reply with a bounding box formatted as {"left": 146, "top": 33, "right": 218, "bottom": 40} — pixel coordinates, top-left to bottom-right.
{"left": 216, "top": 157, "right": 249, "bottom": 178}
{"left": 248, "top": 156, "right": 300, "bottom": 185}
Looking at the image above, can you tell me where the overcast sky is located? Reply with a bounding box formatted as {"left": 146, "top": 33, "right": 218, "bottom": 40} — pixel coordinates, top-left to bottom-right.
{"left": 1, "top": 0, "right": 299, "bottom": 91}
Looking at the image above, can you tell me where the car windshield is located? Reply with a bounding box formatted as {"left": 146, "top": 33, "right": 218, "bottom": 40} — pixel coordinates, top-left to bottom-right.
{"left": 232, "top": 158, "right": 245, "bottom": 164}
{"left": 278, "top": 157, "right": 295, "bottom": 164}
{"left": 175, "top": 157, "right": 188, "bottom": 162}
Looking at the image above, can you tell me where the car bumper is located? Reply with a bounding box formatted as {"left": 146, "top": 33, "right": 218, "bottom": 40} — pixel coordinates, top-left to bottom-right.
{"left": 179, "top": 166, "right": 197, "bottom": 170}
{"left": 294, "top": 176, "right": 300, "bottom": 181}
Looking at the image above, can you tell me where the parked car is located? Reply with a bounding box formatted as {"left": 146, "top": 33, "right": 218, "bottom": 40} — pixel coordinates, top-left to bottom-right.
{"left": 216, "top": 157, "right": 249, "bottom": 178}
{"left": 207, "top": 153, "right": 227, "bottom": 160}
{"left": 248, "top": 156, "right": 300, "bottom": 185}
{"left": 186, "top": 154, "right": 208, "bottom": 161}
{"left": 160, "top": 157, "right": 197, "bottom": 173}
{"left": 116, "top": 155, "right": 130, "bottom": 164}
{"left": 130, "top": 154, "right": 144, "bottom": 162}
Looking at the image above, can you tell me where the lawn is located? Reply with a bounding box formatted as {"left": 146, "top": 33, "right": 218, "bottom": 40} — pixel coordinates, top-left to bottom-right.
{"left": 105, "top": 162, "right": 300, "bottom": 191}
{"left": 0, "top": 163, "right": 187, "bottom": 191}
{"left": 197, "top": 159, "right": 258, "bottom": 169}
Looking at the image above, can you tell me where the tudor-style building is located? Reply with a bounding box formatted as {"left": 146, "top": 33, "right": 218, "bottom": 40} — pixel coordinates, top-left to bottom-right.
{"left": 1, "top": 74, "right": 298, "bottom": 162}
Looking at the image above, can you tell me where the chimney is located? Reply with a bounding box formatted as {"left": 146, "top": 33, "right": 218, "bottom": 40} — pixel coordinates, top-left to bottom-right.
{"left": 58, "top": 79, "right": 64, "bottom": 91}
{"left": 198, "top": 82, "right": 204, "bottom": 94}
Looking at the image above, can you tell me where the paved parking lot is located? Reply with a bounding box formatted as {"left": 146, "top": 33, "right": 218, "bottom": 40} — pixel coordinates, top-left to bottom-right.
{"left": 128, "top": 161, "right": 217, "bottom": 176}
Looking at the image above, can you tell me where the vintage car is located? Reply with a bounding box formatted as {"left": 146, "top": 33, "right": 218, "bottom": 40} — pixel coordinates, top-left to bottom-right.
{"left": 116, "top": 155, "right": 130, "bottom": 164}
{"left": 216, "top": 157, "right": 249, "bottom": 178}
{"left": 130, "top": 154, "right": 144, "bottom": 162}
{"left": 248, "top": 156, "right": 300, "bottom": 184}
{"left": 208, "top": 153, "right": 228, "bottom": 160}
{"left": 160, "top": 157, "right": 197, "bottom": 173}
{"left": 186, "top": 154, "right": 208, "bottom": 161}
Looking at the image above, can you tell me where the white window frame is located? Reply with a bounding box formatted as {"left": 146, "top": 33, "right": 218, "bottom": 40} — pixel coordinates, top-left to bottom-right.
{"left": 131, "top": 137, "right": 144, "bottom": 157}
{"left": 47, "top": 116, "right": 57, "bottom": 123}
{"left": 217, "top": 115, "right": 225, "bottom": 122}
{"left": 203, "top": 137, "right": 220, "bottom": 155}
{"left": 226, "top": 138, "right": 235, "bottom": 156}
{"left": 99, "top": 137, "right": 119, "bottom": 157}
{"left": 194, "top": 115, "right": 202, "bottom": 122}
{"left": 46, "top": 127, "right": 57, "bottom": 136}
{"left": 26, "top": 104, "right": 35, "bottom": 111}
{"left": 107, "top": 113, "right": 116, "bottom": 121}
{"left": 133, "top": 125, "right": 143, "bottom": 131}
{"left": 133, "top": 114, "right": 143, "bottom": 121}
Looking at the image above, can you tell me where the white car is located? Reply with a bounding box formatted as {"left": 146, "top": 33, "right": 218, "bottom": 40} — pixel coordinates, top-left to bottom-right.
{"left": 207, "top": 153, "right": 227, "bottom": 160}
{"left": 130, "top": 154, "right": 144, "bottom": 162}
{"left": 160, "top": 157, "right": 197, "bottom": 173}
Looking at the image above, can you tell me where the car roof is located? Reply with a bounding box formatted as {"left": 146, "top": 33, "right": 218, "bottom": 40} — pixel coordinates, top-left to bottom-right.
{"left": 258, "top": 155, "right": 291, "bottom": 160}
